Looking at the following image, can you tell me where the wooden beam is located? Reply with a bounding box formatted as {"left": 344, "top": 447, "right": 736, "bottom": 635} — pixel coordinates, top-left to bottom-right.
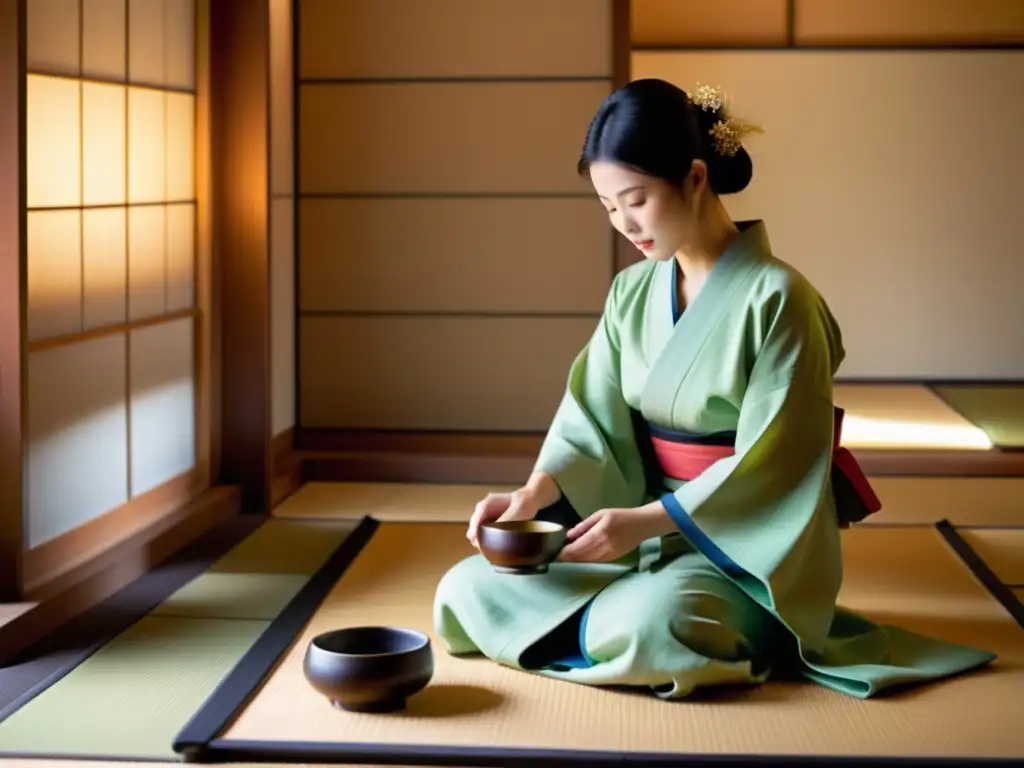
{"left": 194, "top": 0, "right": 218, "bottom": 491}
{"left": 210, "top": 0, "right": 272, "bottom": 513}
{"left": 295, "top": 427, "right": 1024, "bottom": 485}
{"left": 0, "top": 0, "right": 25, "bottom": 601}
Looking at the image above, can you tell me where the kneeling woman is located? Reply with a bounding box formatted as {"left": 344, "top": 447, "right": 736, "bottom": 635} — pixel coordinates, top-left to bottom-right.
{"left": 432, "top": 78, "right": 995, "bottom": 700}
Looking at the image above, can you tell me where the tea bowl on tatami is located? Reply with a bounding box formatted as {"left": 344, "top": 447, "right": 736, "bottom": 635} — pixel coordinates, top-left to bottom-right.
{"left": 477, "top": 519, "right": 567, "bottom": 574}
{"left": 302, "top": 626, "right": 433, "bottom": 713}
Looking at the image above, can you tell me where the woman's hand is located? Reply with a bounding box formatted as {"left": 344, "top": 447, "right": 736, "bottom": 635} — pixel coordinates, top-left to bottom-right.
{"left": 466, "top": 488, "right": 540, "bottom": 548}
{"left": 467, "top": 473, "right": 563, "bottom": 548}
{"left": 557, "top": 502, "right": 675, "bottom": 563}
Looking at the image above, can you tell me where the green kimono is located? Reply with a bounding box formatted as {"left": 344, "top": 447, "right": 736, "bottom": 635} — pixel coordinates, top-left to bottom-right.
{"left": 432, "top": 220, "right": 996, "bottom": 699}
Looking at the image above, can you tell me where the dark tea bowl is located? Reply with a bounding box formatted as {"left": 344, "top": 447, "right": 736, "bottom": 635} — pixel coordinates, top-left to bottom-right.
{"left": 477, "top": 519, "right": 567, "bottom": 575}
{"left": 303, "top": 626, "right": 433, "bottom": 713}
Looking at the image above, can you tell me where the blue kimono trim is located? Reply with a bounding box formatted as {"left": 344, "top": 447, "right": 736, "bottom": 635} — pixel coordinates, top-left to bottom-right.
{"left": 670, "top": 260, "right": 682, "bottom": 324}
{"left": 660, "top": 493, "right": 747, "bottom": 578}
{"left": 547, "top": 601, "right": 598, "bottom": 670}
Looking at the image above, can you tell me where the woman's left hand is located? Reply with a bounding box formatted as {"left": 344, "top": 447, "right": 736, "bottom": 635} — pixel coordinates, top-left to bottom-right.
{"left": 557, "top": 503, "right": 673, "bottom": 563}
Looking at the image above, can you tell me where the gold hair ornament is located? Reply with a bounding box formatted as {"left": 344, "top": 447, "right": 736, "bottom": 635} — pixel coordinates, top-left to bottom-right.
{"left": 689, "top": 83, "right": 764, "bottom": 157}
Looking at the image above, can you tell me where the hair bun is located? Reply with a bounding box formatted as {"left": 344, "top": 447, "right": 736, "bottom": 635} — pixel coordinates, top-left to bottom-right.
{"left": 688, "top": 84, "right": 759, "bottom": 195}
{"left": 704, "top": 145, "right": 752, "bottom": 195}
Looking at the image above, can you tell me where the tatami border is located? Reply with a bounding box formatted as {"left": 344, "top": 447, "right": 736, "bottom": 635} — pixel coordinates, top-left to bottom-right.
{"left": 173, "top": 514, "right": 379, "bottom": 760}
{"left": 936, "top": 519, "right": 1024, "bottom": 630}
{"left": 198, "top": 737, "right": 1020, "bottom": 766}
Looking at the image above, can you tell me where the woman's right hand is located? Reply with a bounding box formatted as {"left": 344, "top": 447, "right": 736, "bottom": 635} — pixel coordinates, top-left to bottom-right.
{"left": 466, "top": 488, "right": 540, "bottom": 549}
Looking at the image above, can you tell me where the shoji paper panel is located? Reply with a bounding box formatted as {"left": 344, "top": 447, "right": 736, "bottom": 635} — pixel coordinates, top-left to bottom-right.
{"left": 166, "top": 203, "right": 195, "bottom": 311}
{"left": 632, "top": 0, "right": 789, "bottom": 47}
{"left": 83, "top": 207, "right": 128, "bottom": 329}
{"left": 300, "top": 0, "right": 612, "bottom": 78}
{"left": 299, "top": 316, "right": 595, "bottom": 431}
{"left": 26, "top": 75, "right": 80, "bottom": 209}
{"left": 299, "top": 81, "right": 609, "bottom": 195}
{"left": 83, "top": 82, "right": 127, "bottom": 206}
{"left": 27, "top": 210, "right": 82, "bottom": 342}
{"left": 633, "top": 50, "right": 1024, "bottom": 379}
{"left": 128, "top": 87, "right": 166, "bottom": 204}
{"left": 83, "top": 0, "right": 127, "bottom": 80}
{"left": 26, "top": 336, "right": 129, "bottom": 548}
{"left": 162, "top": 0, "right": 196, "bottom": 89}
{"left": 128, "top": 205, "right": 166, "bottom": 320}
{"left": 129, "top": 0, "right": 196, "bottom": 89}
{"left": 27, "top": 0, "right": 80, "bottom": 75}
{"left": 271, "top": 198, "right": 295, "bottom": 436}
{"left": 129, "top": 317, "right": 196, "bottom": 496}
{"left": 299, "top": 197, "right": 611, "bottom": 314}
{"left": 166, "top": 92, "right": 196, "bottom": 200}
{"left": 794, "top": 0, "right": 1024, "bottom": 45}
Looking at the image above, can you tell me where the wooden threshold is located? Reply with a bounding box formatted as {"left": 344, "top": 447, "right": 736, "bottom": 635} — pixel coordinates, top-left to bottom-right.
{"left": 22, "top": 470, "right": 208, "bottom": 600}
{"left": 0, "top": 483, "right": 242, "bottom": 666}
{"left": 295, "top": 428, "right": 1024, "bottom": 484}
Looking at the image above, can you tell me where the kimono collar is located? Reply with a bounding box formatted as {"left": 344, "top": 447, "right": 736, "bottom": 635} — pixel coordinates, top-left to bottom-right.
{"left": 724, "top": 219, "right": 772, "bottom": 265}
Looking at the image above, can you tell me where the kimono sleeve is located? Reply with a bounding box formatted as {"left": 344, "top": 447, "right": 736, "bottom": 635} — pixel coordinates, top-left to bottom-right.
{"left": 658, "top": 280, "right": 844, "bottom": 647}
{"left": 532, "top": 273, "right": 648, "bottom": 519}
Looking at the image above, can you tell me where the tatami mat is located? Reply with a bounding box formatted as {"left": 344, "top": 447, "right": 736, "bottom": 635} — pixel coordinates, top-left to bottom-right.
{"left": 0, "top": 616, "right": 270, "bottom": 760}
{"left": 277, "top": 479, "right": 1024, "bottom": 528}
{"left": 217, "top": 522, "right": 1024, "bottom": 761}
{"left": 933, "top": 385, "right": 1024, "bottom": 448}
{"left": 209, "top": 518, "right": 359, "bottom": 574}
{"left": 273, "top": 481, "right": 513, "bottom": 522}
{"left": 0, "top": 517, "right": 362, "bottom": 761}
{"left": 150, "top": 573, "right": 310, "bottom": 621}
{"left": 833, "top": 384, "right": 992, "bottom": 449}
{"left": 959, "top": 530, "right": 1024, "bottom": 585}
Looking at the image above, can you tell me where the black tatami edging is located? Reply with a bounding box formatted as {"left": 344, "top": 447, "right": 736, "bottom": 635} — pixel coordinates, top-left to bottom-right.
{"left": 199, "top": 738, "right": 1020, "bottom": 767}
{"left": 0, "top": 514, "right": 266, "bottom": 726}
{"left": 173, "top": 514, "right": 380, "bottom": 760}
{"left": 935, "top": 519, "right": 1024, "bottom": 630}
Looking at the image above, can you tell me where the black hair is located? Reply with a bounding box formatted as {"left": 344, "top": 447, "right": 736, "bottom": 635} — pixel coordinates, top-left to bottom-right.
{"left": 577, "top": 78, "right": 752, "bottom": 196}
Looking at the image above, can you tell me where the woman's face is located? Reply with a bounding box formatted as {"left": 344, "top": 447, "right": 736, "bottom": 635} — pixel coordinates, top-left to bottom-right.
{"left": 589, "top": 160, "right": 705, "bottom": 261}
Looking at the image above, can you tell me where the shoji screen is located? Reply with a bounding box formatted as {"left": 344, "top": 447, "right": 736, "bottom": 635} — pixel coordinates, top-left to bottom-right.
{"left": 296, "top": 0, "right": 616, "bottom": 433}
{"left": 25, "top": 0, "right": 199, "bottom": 550}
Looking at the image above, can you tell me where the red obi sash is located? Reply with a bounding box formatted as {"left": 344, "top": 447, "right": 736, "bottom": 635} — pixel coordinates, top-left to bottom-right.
{"left": 649, "top": 407, "right": 882, "bottom": 527}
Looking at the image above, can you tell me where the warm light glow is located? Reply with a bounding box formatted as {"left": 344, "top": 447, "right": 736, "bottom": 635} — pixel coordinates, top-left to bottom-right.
{"left": 842, "top": 415, "right": 993, "bottom": 451}
{"left": 83, "top": 82, "right": 127, "bottom": 206}
{"left": 27, "top": 75, "right": 81, "bottom": 208}
{"left": 27, "top": 210, "right": 82, "bottom": 342}
{"left": 83, "top": 207, "right": 128, "bottom": 329}
{"left": 128, "top": 87, "right": 166, "bottom": 203}
{"left": 166, "top": 92, "right": 196, "bottom": 200}
{"left": 128, "top": 205, "right": 166, "bottom": 320}
{"left": 166, "top": 203, "right": 195, "bottom": 311}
